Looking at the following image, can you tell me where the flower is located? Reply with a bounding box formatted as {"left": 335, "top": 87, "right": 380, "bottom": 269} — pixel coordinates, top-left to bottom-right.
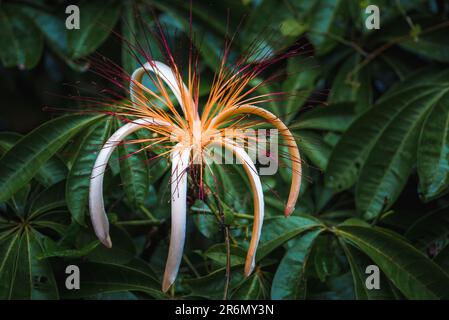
{"left": 88, "top": 45, "right": 302, "bottom": 292}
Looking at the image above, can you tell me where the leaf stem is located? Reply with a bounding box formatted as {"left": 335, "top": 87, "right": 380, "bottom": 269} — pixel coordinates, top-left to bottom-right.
{"left": 183, "top": 254, "right": 201, "bottom": 278}
{"left": 234, "top": 212, "right": 254, "bottom": 220}
{"left": 115, "top": 219, "right": 162, "bottom": 226}
{"left": 223, "top": 225, "right": 231, "bottom": 300}
{"left": 139, "top": 205, "right": 158, "bottom": 221}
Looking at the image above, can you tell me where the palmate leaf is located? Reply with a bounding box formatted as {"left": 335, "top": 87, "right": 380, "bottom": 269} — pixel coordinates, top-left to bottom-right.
{"left": 204, "top": 244, "right": 247, "bottom": 267}
{"left": 292, "top": 103, "right": 355, "bottom": 132}
{"left": 59, "top": 258, "right": 164, "bottom": 299}
{"left": 256, "top": 215, "right": 324, "bottom": 261}
{"left": 271, "top": 229, "right": 322, "bottom": 300}
{"left": 296, "top": 130, "right": 332, "bottom": 171}
{"left": 282, "top": 56, "right": 321, "bottom": 123}
{"left": 0, "top": 179, "right": 71, "bottom": 299}
{"left": 326, "top": 69, "right": 445, "bottom": 191}
{"left": 0, "top": 114, "right": 101, "bottom": 203}
{"left": 336, "top": 225, "right": 449, "bottom": 300}
{"left": 184, "top": 266, "right": 246, "bottom": 299}
{"left": 67, "top": 0, "right": 121, "bottom": 59}
{"left": 302, "top": 0, "right": 344, "bottom": 55}
{"left": 231, "top": 271, "right": 271, "bottom": 300}
{"left": 28, "top": 181, "right": 67, "bottom": 220}
{"left": 417, "top": 92, "right": 449, "bottom": 201}
{"left": 356, "top": 88, "right": 449, "bottom": 218}
{"left": 0, "top": 5, "right": 43, "bottom": 69}
{"left": 0, "top": 228, "right": 59, "bottom": 299}
{"left": 340, "top": 240, "right": 398, "bottom": 300}
{"left": 0, "top": 132, "right": 67, "bottom": 188}
{"left": 398, "top": 25, "right": 449, "bottom": 63}
{"left": 328, "top": 53, "right": 372, "bottom": 113}
{"left": 325, "top": 70, "right": 449, "bottom": 218}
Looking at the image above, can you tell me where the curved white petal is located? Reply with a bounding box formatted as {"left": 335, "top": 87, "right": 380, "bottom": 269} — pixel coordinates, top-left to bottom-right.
{"left": 208, "top": 140, "right": 264, "bottom": 276}
{"left": 162, "top": 145, "right": 191, "bottom": 292}
{"left": 130, "top": 61, "right": 194, "bottom": 116}
{"left": 209, "top": 104, "right": 301, "bottom": 216}
{"left": 89, "top": 117, "right": 168, "bottom": 248}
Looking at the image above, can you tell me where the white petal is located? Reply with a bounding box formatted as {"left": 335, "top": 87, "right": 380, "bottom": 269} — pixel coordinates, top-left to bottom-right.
{"left": 130, "top": 61, "right": 194, "bottom": 116}
{"left": 208, "top": 140, "right": 264, "bottom": 276}
{"left": 162, "top": 145, "right": 191, "bottom": 292}
{"left": 89, "top": 118, "right": 168, "bottom": 247}
{"left": 209, "top": 105, "right": 301, "bottom": 216}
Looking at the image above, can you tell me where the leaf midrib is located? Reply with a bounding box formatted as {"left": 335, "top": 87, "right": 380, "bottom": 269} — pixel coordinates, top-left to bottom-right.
{"left": 361, "top": 89, "right": 449, "bottom": 214}
{"left": 337, "top": 227, "right": 449, "bottom": 299}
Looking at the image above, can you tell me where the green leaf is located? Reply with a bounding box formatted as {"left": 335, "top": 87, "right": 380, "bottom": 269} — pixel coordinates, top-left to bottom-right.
{"left": 68, "top": 0, "right": 121, "bottom": 59}
{"left": 328, "top": 54, "right": 372, "bottom": 113}
{"left": 417, "top": 92, "right": 449, "bottom": 201}
{"left": 60, "top": 259, "right": 164, "bottom": 299}
{"left": 435, "top": 245, "right": 449, "bottom": 271}
{"left": 325, "top": 70, "right": 447, "bottom": 192}
{"left": 356, "top": 87, "right": 449, "bottom": 218}
{"left": 297, "top": 130, "right": 332, "bottom": 171}
{"left": 121, "top": 1, "right": 137, "bottom": 74}
{"left": 400, "top": 31, "right": 449, "bottom": 63}
{"left": 37, "top": 240, "right": 100, "bottom": 260}
{"left": 271, "top": 229, "right": 322, "bottom": 299}
{"left": 20, "top": 7, "right": 88, "bottom": 71}
{"left": 325, "top": 70, "right": 449, "bottom": 218}
{"left": 204, "top": 163, "right": 251, "bottom": 213}
{"left": 151, "top": 2, "right": 223, "bottom": 69}
{"left": 241, "top": 0, "right": 292, "bottom": 51}
{"left": 0, "top": 115, "right": 101, "bottom": 203}
{"left": 231, "top": 272, "right": 270, "bottom": 300}
{"left": 305, "top": 0, "right": 344, "bottom": 55}
{"left": 205, "top": 244, "right": 247, "bottom": 267}
{"left": 282, "top": 56, "right": 320, "bottom": 122}
{"left": 0, "top": 231, "right": 20, "bottom": 298}
{"left": 118, "top": 132, "right": 149, "bottom": 208}
{"left": 66, "top": 119, "right": 112, "bottom": 224}
{"left": 336, "top": 225, "right": 449, "bottom": 299}
{"left": 313, "top": 235, "right": 341, "bottom": 282}
{"left": 340, "top": 240, "right": 396, "bottom": 300}
{"left": 256, "top": 215, "right": 323, "bottom": 261}
{"left": 0, "top": 6, "right": 43, "bottom": 69}
{"left": 85, "top": 226, "right": 136, "bottom": 265}
{"left": 0, "top": 132, "right": 67, "bottom": 188}
{"left": 293, "top": 103, "right": 355, "bottom": 132}
{"left": 0, "top": 229, "right": 58, "bottom": 299}
{"left": 280, "top": 18, "right": 307, "bottom": 37}
{"left": 405, "top": 206, "right": 449, "bottom": 250}
{"left": 148, "top": 156, "right": 170, "bottom": 184}
{"left": 192, "top": 212, "right": 220, "bottom": 240}
{"left": 28, "top": 181, "right": 66, "bottom": 220}
{"left": 184, "top": 267, "right": 246, "bottom": 299}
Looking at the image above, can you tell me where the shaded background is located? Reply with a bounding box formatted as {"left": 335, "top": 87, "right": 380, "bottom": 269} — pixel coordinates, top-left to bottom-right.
{"left": 1, "top": 0, "right": 449, "bottom": 300}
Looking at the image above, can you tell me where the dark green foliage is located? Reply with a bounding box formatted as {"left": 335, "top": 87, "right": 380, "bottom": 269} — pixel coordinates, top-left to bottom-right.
{"left": 1, "top": 0, "right": 449, "bottom": 300}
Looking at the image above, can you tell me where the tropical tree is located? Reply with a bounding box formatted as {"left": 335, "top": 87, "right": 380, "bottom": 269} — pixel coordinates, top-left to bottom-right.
{"left": 1, "top": 0, "right": 449, "bottom": 300}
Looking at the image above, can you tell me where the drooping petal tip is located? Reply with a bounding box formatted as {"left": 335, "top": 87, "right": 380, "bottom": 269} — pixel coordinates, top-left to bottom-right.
{"left": 244, "top": 259, "right": 256, "bottom": 277}
{"left": 284, "top": 204, "right": 295, "bottom": 217}
{"left": 162, "top": 276, "right": 173, "bottom": 293}
{"left": 102, "top": 235, "right": 112, "bottom": 248}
